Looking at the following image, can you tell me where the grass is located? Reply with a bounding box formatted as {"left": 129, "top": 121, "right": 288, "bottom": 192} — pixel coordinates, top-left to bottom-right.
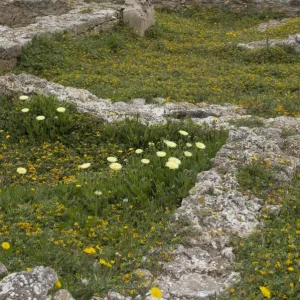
{"left": 13, "top": 8, "right": 300, "bottom": 117}
{"left": 0, "top": 94, "right": 227, "bottom": 299}
{"left": 220, "top": 162, "right": 300, "bottom": 299}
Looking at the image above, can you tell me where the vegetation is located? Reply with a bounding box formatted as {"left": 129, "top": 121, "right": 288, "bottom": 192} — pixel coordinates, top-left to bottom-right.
{"left": 14, "top": 8, "right": 300, "bottom": 117}
{"left": 220, "top": 163, "right": 300, "bottom": 299}
{"left": 0, "top": 95, "right": 227, "bottom": 299}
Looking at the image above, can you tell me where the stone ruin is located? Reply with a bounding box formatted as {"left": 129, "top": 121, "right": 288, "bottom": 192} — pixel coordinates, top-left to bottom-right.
{"left": 0, "top": 1, "right": 300, "bottom": 299}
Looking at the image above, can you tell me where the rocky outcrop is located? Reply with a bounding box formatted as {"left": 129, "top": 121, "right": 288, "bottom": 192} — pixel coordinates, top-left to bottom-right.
{"left": 0, "top": 0, "right": 77, "bottom": 28}
{"left": 151, "top": 0, "right": 300, "bottom": 16}
{"left": 123, "top": 0, "right": 155, "bottom": 36}
{"left": 0, "top": 266, "right": 58, "bottom": 299}
{"left": 237, "top": 33, "right": 300, "bottom": 52}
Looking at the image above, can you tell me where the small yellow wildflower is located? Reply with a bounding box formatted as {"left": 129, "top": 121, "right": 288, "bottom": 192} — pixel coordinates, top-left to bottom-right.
{"left": 83, "top": 247, "right": 96, "bottom": 255}
{"left": 55, "top": 280, "right": 62, "bottom": 288}
{"left": 150, "top": 286, "right": 163, "bottom": 299}
{"left": 259, "top": 286, "right": 271, "bottom": 299}
{"left": 1, "top": 242, "right": 10, "bottom": 250}
{"left": 287, "top": 267, "right": 294, "bottom": 271}
{"left": 17, "top": 167, "right": 27, "bottom": 174}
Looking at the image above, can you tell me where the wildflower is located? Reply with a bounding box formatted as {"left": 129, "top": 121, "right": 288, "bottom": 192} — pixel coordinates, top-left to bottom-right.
{"left": 56, "top": 107, "right": 66, "bottom": 113}
{"left": 5, "top": 135, "right": 10, "bottom": 140}
{"left": 55, "top": 280, "right": 62, "bottom": 288}
{"left": 163, "top": 140, "right": 177, "bottom": 148}
{"left": 94, "top": 190, "right": 102, "bottom": 196}
{"left": 123, "top": 198, "right": 128, "bottom": 203}
{"left": 165, "top": 161, "right": 179, "bottom": 170}
{"left": 156, "top": 151, "right": 166, "bottom": 157}
{"left": 179, "top": 130, "right": 188, "bottom": 136}
{"left": 99, "top": 259, "right": 112, "bottom": 267}
{"left": 1, "top": 242, "right": 10, "bottom": 250}
{"left": 287, "top": 267, "right": 294, "bottom": 271}
{"left": 81, "top": 278, "right": 89, "bottom": 286}
{"left": 259, "top": 286, "right": 271, "bottom": 299}
{"left": 148, "top": 142, "right": 155, "bottom": 146}
{"left": 19, "top": 95, "right": 29, "bottom": 100}
{"left": 150, "top": 286, "right": 163, "bottom": 299}
{"left": 109, "top": 163, "right": 122, "bottom": 171}
{"left": 25, "top": 267, "right": 32, "bottom": 271}
{"left": 17, "top": 167, "right": 27, "bottom": 174}
{"left": 83, "top": 247, "right": 96, "bottom": 255}
{"left": 135, "top": 149, "right": 143, "bottom": 154}
{"left": 21, "top": 108, "right": 30, "bottom": 113}
{"left": 168, "top": 157, "right": 181, "bottom": 165}
{"left": 186, "top": 143, "right": 192, "bottom": 147}
{"left": 141, "top": 159, "right": 150, "bottom": 164}
{"left": 195, "top": 142, "right": 206, "bottom": 149}
{"left": 184, "top": 151, "right": 192, "bottom": 157}
{"left": 78, "top": 163, "right": 91, "bottom": 169}
{"left": 107, "top": 157, "right": 117, "bottom": 163}
{"left": 36, "top": 116, "right": 45, "bottom": 121}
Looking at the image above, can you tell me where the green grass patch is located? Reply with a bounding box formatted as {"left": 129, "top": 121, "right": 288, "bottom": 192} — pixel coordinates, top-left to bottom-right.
{"left": 221, "top": 166, "right": 300, "bottom": 299}
{"left": 0, "top": 94, "right": 227, "bottom": 299}
{"left": 228, "top": 116, "right": 265, "bottom": 128}
{"left": 13, "top": 8, "right": 300, "bottom": 117}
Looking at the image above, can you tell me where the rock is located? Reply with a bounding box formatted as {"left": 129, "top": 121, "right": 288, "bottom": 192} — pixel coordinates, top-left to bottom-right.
{"left": 133, "top": 268, "right": 153, "bottom": 286}
{"left": 0, "top": 0, "right": 73, "bottom": 28}
{"left": 0, "top": 266, "right": 58, "bottom": 300}
{"left": 257, "top": 18, "right": 291, "bottom": 32}
{"left": 0, "top": 263, "right": 8, "bottom": 277}
{"left": 123, "top": 0, "right": 155, "bottom": 36}
{"left": 51, "top": 289, "right": 75, "bottom": 300}
{"left": 92, "top": 291, "right": 126, "bottom": 300}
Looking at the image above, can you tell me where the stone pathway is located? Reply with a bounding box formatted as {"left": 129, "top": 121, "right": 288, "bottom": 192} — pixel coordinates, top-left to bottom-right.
{"left": 1, "top": 73, "right": 300, "bottom": 299}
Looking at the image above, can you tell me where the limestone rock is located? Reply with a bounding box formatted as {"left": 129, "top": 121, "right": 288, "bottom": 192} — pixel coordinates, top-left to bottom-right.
{"left": 123, "top": 0, "right": 155, "bottom": 36}
{"left": 51, "top": 289, "right": 75, "bottom": 300}
{"left": 0, "top": 266, "right": 58, "bottom": 300}
{"left": 0, "top": 263, "right": 8, "bottom": 277}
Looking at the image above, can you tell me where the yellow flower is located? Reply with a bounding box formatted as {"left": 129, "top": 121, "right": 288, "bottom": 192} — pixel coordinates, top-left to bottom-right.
{"left": 1, "top": 242, "right": 10, "bottom": 250}
{"left": 99, "top": 259, "right": 112, "bottom": 267}
{"left": 55, "top": 280, "right": 62, "bottom": 288}
{"left": 184, "top": 151, "right": 192, "bottom": 157}
{"left": 141, "top": 159, "right": 150, "bottom": 164}
{"left": 165, "top": 161, "right": 179, "bottom": 170}
{"left": 25, "top": 267, "right": 32, "bottom": 271}
{"left": 56, "top": 107, "right": 66, "bottom": 113}
{"left": 78, "top": 163, "right": 91, "bottom": 169}
{"left": 19, "top": 95, "right": 29, "bottom": 100}
{"left": 107, "top": 156, "right": 117, "bottom": 162}
{"left": 195, "top": 142, "right": 206, "bottom": 149}
{"left": 259, "top": 286, "right": 271, "bottom": 299}
{"left": 287, "top": 267, "right": 294, "bottom": 271}
{"left": 156, "top": 151, "right": 166, "bottom": 157}
{"left": 179, "top": 130, "right": 188, "bottom": 136}
{"left": 109, "top": 162, "right": 122, "bottom": 171}
{"left": 168, "top": 157, "right": 181, "bottom": 165}
{"left": 83, "top": 247, "right": 96, "bottom": 255}
{"left": 150, "top": 286, "right": 163, "bottom": 298}
{"left": 163, "top": 140, "right": 177, "bottom": 148}
{"left": 17, "top": 167, "right": 27, "bottom": 174}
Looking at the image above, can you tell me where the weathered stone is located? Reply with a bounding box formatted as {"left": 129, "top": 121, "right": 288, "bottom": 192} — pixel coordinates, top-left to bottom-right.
{"left": 257, "top": 18, "right": 291, "bottom": 32}
{"left": 0, "top": 263, "right": 8, "bottom": 277}
{"left": 133, "top": 268, "right": 153, "bottom": 286}
{"left": 0, "top": 0, "right": 74, "bottom": 28}
{"left": 91, "top": 291, "right": 126, "bottom": 300}
{"left": 0, "top": 266, "right": 58, "bottom": 300}
{"left": 123, "top": 0, "right": 155, "bottom": 36}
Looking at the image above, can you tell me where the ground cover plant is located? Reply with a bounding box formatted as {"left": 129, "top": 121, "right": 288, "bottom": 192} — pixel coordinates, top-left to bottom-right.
{"left": 0, "top": 95, "right": 227, "bottom": 299}
{"left": 220, "top": 162, "right": 300, "bottom": 299}
{"left": 13, "top": 8, "right": 300, "bottom": 117}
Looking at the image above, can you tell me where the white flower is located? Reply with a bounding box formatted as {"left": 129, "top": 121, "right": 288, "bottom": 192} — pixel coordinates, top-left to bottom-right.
{"left": 135, "top": 149, "right": 143, "bottom": 154}
{"left": 56, "top": 107, "right": 66, "bottom": 113}
{"left": 21, "top": 108, "right": 29, "bottom": 113}
{"left": 163, "top": 140, "right": 177, "bottom": 148}
{"left": 196, "top": 142, "right": 206, "bottom": 149}
{"left": 184, "top": 151, "right": 193, "bottom": 157}
{"left": 179, "top": 130, "right": 188, "bottom": 136}
{"left": 17, "top": 167, "right": 27, "bottom": 174}
{"left": 141, "top": 159, "right": 150, "bottom": 164}
{"left": 156, "top": 151, "right": 166, "bottom": 157}
{"left": 94, "top": 190, "right": 102, "bottom": 196}
{"left": 109, "top": 162, "right": 122, "bottom": 171}
{"left": 186, "top": 143, "right": 192, "bottom": 147}
{"left": 81, "top": 278, "right": 89, "bottom": 286}
{"left": 107, "top": 157, "right": 117, "bottom": 163}
{"left": 168, "top": 157, "right": 181, "bottom": 165}
{"left": 78, "top": 163, "right": 91, "bottom": 169}
{"left": 19, "top": 95, "right": 29, "bottom": 100}
{"left": 165, "top": 161, "right": 179, "bottom": 170}
{"left": 123, "top": 198, "right": 128, "bottom": 203}
{"left": 148, "top": 142, "right": 155, "bottom": 147}
{"left": 36, "top": 115, "right": 45, "bottom": 121}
